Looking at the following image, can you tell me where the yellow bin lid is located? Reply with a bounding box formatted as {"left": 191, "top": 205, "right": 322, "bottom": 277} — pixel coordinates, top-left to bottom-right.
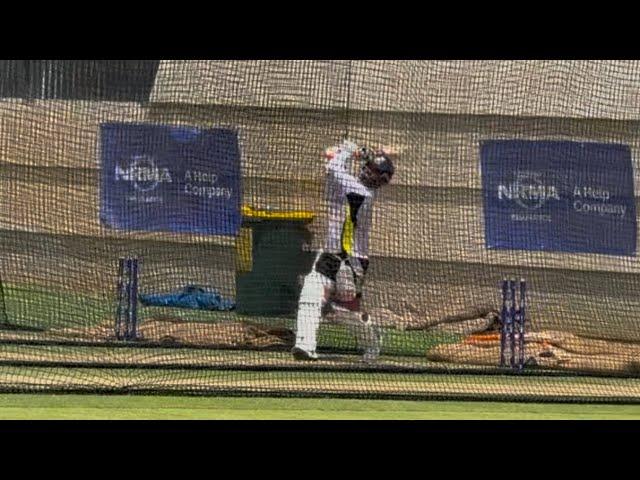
{"left": 242, "top": 205, "right": 315, "bottom": 222}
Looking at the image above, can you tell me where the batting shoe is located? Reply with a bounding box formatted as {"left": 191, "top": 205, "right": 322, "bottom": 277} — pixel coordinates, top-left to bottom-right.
{"left": 291, "top": 346, "right": 319, "bottom": 361}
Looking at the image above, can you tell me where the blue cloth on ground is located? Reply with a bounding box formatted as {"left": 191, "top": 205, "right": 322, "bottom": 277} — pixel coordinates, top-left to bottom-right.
{"left": 139, "top": 285, "right": 235, "bottom": 311}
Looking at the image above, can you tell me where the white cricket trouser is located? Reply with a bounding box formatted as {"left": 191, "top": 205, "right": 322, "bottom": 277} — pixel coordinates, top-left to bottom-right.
{"left": 294, "top": 270, "right": 331, "bottom": 352}
{"left": 294, "top": 255, "right": 380, "bottom": 356}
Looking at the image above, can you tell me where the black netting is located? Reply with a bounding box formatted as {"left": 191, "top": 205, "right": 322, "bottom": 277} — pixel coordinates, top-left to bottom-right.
{"left": 1, "top": 60, "right": 640, "bottom": 402}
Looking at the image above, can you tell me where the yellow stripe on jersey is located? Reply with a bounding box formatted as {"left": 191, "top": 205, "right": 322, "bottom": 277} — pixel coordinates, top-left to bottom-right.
{"left": 341, "top": 205, "right": 355, "bottom": 256}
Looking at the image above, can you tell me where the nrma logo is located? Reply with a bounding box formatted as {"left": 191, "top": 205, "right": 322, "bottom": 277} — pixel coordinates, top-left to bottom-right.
{"left": 115, "top": 155, "right": 172, "bottom": 192}
{"left": 497, "top": 172, "right": 560, "bottom": 210}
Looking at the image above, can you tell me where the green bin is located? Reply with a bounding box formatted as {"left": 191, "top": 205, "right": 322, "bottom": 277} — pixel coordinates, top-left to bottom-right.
{"left": 235, "top": 207, "right": 316, "bottom": 316}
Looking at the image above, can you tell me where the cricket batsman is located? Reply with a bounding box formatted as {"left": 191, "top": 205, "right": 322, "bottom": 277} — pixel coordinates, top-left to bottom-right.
{"left": 292, "top": 140, "right": 395, "bottom": 363}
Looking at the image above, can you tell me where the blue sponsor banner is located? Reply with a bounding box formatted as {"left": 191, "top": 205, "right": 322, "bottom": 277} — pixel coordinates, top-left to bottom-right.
{"left": 100, "top": 123, "right": 241, "bottom": 235}
{"left": 481, "top": 140, "right": 637, "bottom": 256}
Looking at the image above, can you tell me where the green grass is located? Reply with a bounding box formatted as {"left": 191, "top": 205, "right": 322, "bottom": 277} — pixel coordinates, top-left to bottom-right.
{"left": 1, "top": 366, "right": 639, "bottom": 402}
{"left": 4, "top": 285, "right": 111, "bottom": 331}
{"left": 3, "top": 284, "right": 459, "bottom": 357}
{"left": 0, "top": 394, "right": 639, "bottom": 419}
{"left": 0, "top": 343, "right": 442, "bottom": 371}
{"left": 5, "top": 283, "right": 639, "bottom": 407}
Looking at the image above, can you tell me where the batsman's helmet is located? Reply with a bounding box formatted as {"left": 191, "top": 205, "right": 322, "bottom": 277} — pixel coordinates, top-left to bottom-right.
{"left": 358, "top": 148, "right": 395, "bottom": 189}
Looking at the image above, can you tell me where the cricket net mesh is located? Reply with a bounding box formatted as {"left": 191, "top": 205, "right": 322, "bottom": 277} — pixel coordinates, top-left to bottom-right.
{"left": 1, "top": 60, "right": 640, "bottom": 402}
